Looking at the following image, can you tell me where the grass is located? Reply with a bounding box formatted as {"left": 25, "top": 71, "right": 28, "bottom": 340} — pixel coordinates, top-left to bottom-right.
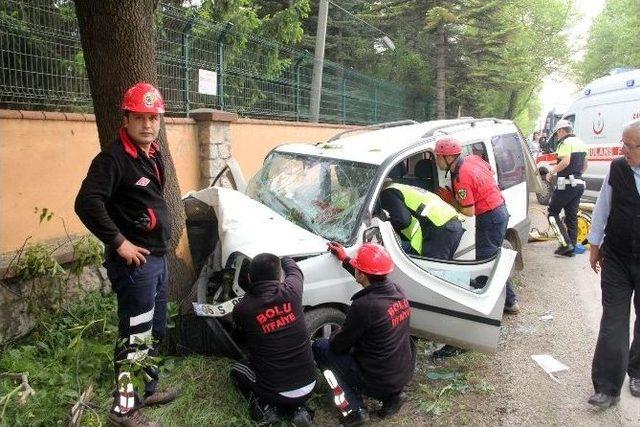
{"left": 1, "top": 291, "right": 497, "bottom": 426}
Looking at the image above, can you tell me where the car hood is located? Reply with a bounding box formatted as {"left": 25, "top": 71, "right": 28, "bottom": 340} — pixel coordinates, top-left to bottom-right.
{"left": 192, "top": 187, "right": 328, "bottom": 263}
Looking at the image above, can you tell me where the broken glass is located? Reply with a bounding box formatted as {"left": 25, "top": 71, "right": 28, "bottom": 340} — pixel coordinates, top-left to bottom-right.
{"left": 246, "top": 152, "right": 377, "bottom": 243}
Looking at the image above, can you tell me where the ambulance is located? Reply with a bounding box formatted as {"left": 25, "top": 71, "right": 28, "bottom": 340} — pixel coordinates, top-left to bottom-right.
{"left": 538, "top": 69, "right": 640, "bottom": 203}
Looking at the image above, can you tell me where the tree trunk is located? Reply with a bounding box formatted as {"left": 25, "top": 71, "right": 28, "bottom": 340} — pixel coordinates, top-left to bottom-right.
{"left": 504, "top": 89, "right": 519, "bottom": 119}
{"left": 74, "top": 0, "right": 195, "bottom": 310}
{"left": 435, "top": 25, "right": 446, "bottom": 119}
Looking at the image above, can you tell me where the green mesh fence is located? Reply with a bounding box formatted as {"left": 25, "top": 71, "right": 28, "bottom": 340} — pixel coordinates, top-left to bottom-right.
{"left": 0, "top": 1, "right": 431, "bottom": 124}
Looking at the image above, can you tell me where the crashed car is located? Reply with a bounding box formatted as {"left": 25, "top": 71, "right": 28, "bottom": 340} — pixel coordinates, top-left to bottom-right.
{"left": 184, "top": 118, "right": 542, "bottom": 355}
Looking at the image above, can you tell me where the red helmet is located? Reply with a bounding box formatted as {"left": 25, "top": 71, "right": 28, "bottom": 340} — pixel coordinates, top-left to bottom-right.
{"left": 435, "top": 138, "right": 462, "bottom": 156}
{"left": 121, "top": 82, "right": 165, "bottom": 114}
{"left": 349, "top": 243, "right": 394, "bottom": 275}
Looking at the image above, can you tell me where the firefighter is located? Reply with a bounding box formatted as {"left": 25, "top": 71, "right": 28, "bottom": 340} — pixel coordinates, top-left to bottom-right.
{"left": 432, "top": 137, "right": 519, "bottom": 360}
{"left": 231, "top": 254, "right": 315, "bottom": 426}
{"left": 545, "top": 119, "right": 589, "bottom": 256}
{"left": 75, "top": 82, "right": 176, "bottom": 427}
{"left": 314, "top": 243, "right": 415, "bottom": 426}
{"left": 379, "top": 181, "right": 464, "bottom": 260}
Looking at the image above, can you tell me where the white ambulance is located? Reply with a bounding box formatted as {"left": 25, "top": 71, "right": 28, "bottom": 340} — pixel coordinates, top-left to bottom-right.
{"left": 562, "top": 69, "right": 640, "bottom": 202}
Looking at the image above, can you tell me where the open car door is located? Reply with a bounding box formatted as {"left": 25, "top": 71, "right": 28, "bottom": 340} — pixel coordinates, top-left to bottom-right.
{"left": 368, "top": 218, "right": 516, "bottom": 353}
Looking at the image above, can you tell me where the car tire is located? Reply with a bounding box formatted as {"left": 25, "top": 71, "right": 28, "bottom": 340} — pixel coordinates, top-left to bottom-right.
{"left": 305, "top": 307, "right": 346, "bottom": 341}
{"left": 536, "top": 177, "right": 553, "bottom": 205}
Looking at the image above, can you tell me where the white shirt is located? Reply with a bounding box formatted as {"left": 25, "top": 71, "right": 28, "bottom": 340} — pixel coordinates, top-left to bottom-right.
{"left": 587, "top": 164, "right": 640, "bottom": 246}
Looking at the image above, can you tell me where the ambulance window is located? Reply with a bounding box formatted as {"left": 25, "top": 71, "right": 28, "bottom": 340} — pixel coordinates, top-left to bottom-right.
{"left": 491, "top": 133, "right": 526, "bottom": 190}
{"left": 461, "top": 141, "right": 489, "bottom": 163}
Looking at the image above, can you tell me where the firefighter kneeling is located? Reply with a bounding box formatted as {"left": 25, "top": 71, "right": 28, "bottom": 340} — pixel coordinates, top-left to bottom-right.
{"left": 314, "top": 243, "right": 415, "bottom": 426}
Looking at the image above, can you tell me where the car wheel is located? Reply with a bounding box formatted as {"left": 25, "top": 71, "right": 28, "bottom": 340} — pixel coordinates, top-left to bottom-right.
{"left": 536, "top": 177, "right": 552, "bottom": 205}
{"left": 305, "top": 307, "right": 346, "bottom": 341}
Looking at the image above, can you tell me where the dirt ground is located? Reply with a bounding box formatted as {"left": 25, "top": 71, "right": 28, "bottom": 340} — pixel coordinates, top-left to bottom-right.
{"left": 471, "top": 202, "right": 640, "bottom": 426}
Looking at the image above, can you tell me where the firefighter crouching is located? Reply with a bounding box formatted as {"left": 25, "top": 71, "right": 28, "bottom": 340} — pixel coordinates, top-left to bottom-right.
{"left": 314, "top": 243, "right": 415, "bottom": 426}
{"left": 231, "top": 254, "right": 315, "bottom": 426}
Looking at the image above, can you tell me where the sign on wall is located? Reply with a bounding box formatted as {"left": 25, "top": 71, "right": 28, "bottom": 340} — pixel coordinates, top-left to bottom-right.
{"left": 198, "top": 69, "right": 217, "bottom": 96}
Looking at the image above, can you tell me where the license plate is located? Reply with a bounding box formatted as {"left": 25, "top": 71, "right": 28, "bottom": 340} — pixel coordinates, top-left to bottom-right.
{"left": 193, "top": 298, "right": 242, "bottom": 317}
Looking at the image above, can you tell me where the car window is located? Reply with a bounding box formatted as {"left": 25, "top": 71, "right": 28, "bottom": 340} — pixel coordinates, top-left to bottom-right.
{"left": 461, "top": 141, "right": 489, "bottom": 163}
{"left": 491, "top": 133, "right": 526, "bottom": 190}
{"left": 246, "top": 152, "right": 377, "bottom": 244}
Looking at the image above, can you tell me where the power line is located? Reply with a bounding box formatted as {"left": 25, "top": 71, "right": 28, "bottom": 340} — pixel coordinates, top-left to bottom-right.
{"left": 327, "top": 0, "right": 393, "bottom": 39}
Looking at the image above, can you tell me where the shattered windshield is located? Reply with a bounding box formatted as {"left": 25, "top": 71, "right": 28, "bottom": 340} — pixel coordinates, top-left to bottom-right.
{"left": 246, "top": 151, "right": 378, "bottom": 243}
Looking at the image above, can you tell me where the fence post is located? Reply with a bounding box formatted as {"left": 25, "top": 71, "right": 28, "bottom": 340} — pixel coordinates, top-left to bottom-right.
{"left": 181, "top": 17, "right": 195, "bottom": 115}
{"left": 341, "top": 71, "right": 347, "bottom": 125}
{"left": 294, "top": 53, "right": 306, "bottom": 121}
{"left": 217, "top": 23, "right": 233, "bottom": 111}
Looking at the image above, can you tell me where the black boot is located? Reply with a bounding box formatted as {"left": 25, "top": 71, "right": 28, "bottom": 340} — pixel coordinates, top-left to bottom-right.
{"left": 431, "top": 345, "right": 465, "bottom": 363}
{"left": 377, "top": 392, "right": 406, "bottom": 418}
{"left": 554, "top": 245, "right": 575, "bottom": 257}
{"left": 249, "top": 395, "right": 280, "bottom": 426}
{"left": 340, "top": 407, "right": 369, "bottom": 427}
{"left": 291, "top": 405, "right": 314, "bottom": 427}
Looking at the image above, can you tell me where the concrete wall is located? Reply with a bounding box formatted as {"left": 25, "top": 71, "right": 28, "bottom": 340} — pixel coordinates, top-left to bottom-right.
{"left": 0, "top": 110, "right": 351, "bottom": 253}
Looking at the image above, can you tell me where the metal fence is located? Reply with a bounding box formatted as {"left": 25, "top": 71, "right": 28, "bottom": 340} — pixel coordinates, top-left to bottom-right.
{"left": 0, "top": 1, "right": 431, "bottom": 124}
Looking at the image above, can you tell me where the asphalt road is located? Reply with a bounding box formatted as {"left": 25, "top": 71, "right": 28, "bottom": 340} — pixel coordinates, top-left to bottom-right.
{"left": 485, "top": 201, "right": 640, "bottom": 425}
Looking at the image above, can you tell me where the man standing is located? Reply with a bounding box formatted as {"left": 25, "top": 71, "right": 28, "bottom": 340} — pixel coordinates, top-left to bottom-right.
{"left": 587, "top": 120, "right": 640, "bottom": 408}
{"left": 432, "top": 138, "right": 519, "bottom": 360}
{"left": 379, "top": 182, "right": 464, "bottom": 260}
{"left": 545, "top": 119, "right": 589, "bottom": 256}
{"left": 231, "top": 254, "right": 315, "bottom": 426}
{"left": 75, "top": 83, "right": 176, "bottom": 427}
{"left": 314, "top": 243, "right": 415, "bottom": 426}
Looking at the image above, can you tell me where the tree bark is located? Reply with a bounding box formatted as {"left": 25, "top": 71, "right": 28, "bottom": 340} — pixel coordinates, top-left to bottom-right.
{"left": 74, "top": 0, "right": 195, "bottom": 310}
{"left": 435, "top": 25, "right": 446, "bottom": 119}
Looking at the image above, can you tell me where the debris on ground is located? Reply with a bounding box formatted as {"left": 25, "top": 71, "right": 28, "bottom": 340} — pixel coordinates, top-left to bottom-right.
{"left": 531, "top": 354, "right": 569, "bottom": 383}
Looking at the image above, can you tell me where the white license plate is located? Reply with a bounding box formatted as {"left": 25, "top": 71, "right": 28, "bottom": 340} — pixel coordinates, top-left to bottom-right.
{"left": 193, "top": 298, "right": 242, "bottom": 317}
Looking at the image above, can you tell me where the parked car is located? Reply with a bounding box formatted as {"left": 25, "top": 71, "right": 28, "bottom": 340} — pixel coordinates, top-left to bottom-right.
{"left": 184, "top": 118, "right": 542, "bottom": 355}
{"left": 536, "top": 69, "right": 640, "bottom": 205}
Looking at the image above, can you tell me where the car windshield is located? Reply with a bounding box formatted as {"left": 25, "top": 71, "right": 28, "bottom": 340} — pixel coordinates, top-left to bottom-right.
{"left": 246, "top": 151, "right": 378, "bottom": 243}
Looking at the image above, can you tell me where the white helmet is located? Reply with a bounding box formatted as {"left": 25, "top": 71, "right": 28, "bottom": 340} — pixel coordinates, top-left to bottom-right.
{"left": 553, "top": 119, "right": 573, "bottom": 135}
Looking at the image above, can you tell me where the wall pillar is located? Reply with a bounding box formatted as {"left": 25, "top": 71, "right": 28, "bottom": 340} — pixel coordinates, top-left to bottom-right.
{"left": 190, "top": 108, "right": 239, "bottom": 188}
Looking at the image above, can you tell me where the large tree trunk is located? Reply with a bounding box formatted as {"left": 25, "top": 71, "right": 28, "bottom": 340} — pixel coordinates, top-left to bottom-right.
{"left": 435, "top": 25, "right": 446, "bottom": 119}
{"left": 74, "top": 0, "right": 195, "bottom": 310}
{"left": 504, "top": 89, "right": 519, "bottom": 119}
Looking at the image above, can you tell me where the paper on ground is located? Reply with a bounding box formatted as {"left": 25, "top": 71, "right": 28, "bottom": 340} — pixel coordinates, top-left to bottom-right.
{"left": 531, "top": 354, "right": 569, "bottom": 383}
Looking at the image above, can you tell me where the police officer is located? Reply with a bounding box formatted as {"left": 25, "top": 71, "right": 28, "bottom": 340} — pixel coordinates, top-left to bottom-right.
{"left": 380, "top": 182, "right": 464, "bottom": 259}
{"left": 314, "top": 243, "right": 415, "bottom": 426}
{"left": 231, "top": 254, "right": 315, "bottom": 426}
{"left": 432, "top": 138, "right": 519, "bottom": 360}
{"left": 546, "top": 119, "right": 589, "bottom": 256}
{"left": 75, "top": 83, "right": 175, "bottom": 427}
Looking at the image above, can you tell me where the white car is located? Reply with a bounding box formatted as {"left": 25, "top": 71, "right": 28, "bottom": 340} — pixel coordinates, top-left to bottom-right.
{"left": 185, "top": 118, "right": 542, "bottom": 355}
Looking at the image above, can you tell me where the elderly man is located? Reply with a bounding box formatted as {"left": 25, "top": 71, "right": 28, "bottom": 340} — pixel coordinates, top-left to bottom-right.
{"left": 588, "top": 120, "right": 640, "bottom": 408}
{"left": 545, "top": 119, "right": 589, "bottom": 256}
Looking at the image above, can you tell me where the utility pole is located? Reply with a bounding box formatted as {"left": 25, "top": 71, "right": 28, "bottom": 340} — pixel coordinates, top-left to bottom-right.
{"left": 309, "top": 0, "right": 329, "bottom": 123}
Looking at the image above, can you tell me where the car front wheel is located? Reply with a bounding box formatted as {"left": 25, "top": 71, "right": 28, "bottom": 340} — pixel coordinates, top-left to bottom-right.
{"left": 305, "top": 307, "right": 346, "bottom": 341}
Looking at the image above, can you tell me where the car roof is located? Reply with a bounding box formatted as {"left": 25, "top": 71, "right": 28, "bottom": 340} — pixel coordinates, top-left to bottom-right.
{"left": 275, "top": 118, "right": 517, "bottom": 165}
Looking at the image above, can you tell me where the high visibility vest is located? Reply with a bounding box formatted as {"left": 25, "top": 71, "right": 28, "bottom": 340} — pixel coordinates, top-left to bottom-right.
{"left": 386, "top": 183, "right": 459, "bottom": 254}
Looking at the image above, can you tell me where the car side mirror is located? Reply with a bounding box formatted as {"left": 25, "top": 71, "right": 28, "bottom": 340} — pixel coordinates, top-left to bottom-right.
{"left": 363, "top": 227, "right": 383, "bottom": 244}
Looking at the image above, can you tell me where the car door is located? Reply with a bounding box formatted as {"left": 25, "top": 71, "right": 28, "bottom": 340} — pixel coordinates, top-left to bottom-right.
{"left": 365, "top": 218, "right": 516, "bottom": 353}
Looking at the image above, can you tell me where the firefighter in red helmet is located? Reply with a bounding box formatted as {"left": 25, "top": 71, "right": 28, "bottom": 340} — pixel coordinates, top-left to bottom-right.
{"left": 75, "top": 82, "right": 176, "bottom": 427}
{"left": 313, "top": 242, "right": 415, "bottom": 426}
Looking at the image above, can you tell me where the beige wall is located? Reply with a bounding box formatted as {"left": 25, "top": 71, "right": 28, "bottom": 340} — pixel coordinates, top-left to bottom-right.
{"left": 230, "top": 118, "right": 353, "bottom": 180}
{"left": 0, "top": 111, "right": 352, "bottom": 253}
{"left": 0, "top": 112, "right": 199, "bottom": 253}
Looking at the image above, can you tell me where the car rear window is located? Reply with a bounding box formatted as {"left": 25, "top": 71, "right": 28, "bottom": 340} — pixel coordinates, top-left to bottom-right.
{"left": 491, "top": 133, "right": 526, "bottom": 190}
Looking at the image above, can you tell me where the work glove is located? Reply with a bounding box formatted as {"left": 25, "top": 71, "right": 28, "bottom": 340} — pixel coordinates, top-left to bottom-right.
{"left": 133, "top": 212, "right": 152, "bottom": 231}
{"left": 327, "top": 241, "right": 347, "bottom": 261}
{"left": 436, "top": 186, "right": 455, "bottom": 204}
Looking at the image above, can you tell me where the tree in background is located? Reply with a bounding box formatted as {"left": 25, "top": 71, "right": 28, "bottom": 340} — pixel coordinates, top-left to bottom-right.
{"left": 575, "top": 0, "right": 640, "bottom": 85}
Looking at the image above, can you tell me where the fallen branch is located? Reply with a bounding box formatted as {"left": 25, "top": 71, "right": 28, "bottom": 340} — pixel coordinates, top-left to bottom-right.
{"left": 68, "top": 384, "right": 94, "bottom": 427}
{"left": 0, "top": 372, "right": 36, "bottom": 405}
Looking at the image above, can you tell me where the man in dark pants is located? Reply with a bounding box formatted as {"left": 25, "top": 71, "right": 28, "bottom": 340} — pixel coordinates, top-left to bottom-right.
{"left": 587, "top": 120, "right": 640, "bottom": 408}
{"left": 231, "top": 254, "right": 315, "bottom": 426}
{"left": 545, "top": 119, "right": 589, "bottom": 256}
{"left": 379, "top": 181, "right": 464, "bottom": 260}
{"left": 75, "top": 83, "right": 176, "bottom": 427}
{"left": 432, "top": 137, "right": 519, "bottom": 360}
{"left": 314, "top": 243, "right": 415, "bottom": 426}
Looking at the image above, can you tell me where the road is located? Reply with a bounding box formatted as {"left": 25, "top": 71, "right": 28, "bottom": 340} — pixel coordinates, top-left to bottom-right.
{"left": 484, "top": 202, "right": 640, "bottom": 425}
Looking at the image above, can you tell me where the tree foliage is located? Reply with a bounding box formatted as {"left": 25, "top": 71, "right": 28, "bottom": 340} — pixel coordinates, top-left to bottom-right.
{"left": 575, "top": 0, "right": 640, "bottom": 85}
